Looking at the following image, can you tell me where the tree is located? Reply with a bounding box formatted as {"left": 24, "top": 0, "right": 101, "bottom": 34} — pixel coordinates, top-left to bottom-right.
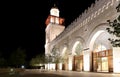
{"left": 61, "top": 50, "right": 68, "bottom": 64}
{"left": 106, "top": 2, "right": 120, "bottom": 47}
{"left": 9, "top": 47, "right": 26, "bottom": 68}
{"left": 30, "top": 54, "right": 45, "bottom": 67}
{"left": 51, "top": 46, "right": 62, "bottom": 71}
{"left": 0, "top": 51, "right": 6, "bottom": 67}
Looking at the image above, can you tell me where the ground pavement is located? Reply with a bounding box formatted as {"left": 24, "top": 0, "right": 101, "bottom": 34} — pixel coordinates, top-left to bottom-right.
{"left": 0, "top": 69, "right": 120, "bottom": 77}
{"left": 19, "top": 69, "right": 120, "bottom": 77}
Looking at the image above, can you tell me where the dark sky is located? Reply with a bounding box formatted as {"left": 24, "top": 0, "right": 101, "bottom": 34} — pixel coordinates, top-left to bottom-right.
{"left": 0, "top": 0, "right": 95, "bottom": 61}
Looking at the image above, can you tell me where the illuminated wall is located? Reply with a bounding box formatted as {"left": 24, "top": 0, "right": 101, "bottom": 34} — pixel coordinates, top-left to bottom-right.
{"left": 83, "top": 50, "right": 91, "bottom": 71}
{"left": 68, "top": 55, "right": 73, "bottom": 70}
{"left": 113, "top": 47, "right": 120, "bottom": 73}
{"left": 45, "top": 0, "right": 119, "bottom": 73}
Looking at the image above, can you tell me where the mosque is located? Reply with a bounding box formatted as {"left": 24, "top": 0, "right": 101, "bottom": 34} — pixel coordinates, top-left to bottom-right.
{"left": 45, "top": 0, "right": 120, "bottom": 73}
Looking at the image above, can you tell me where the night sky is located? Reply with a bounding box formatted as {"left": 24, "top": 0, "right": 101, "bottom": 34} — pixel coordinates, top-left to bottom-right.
{"left": 0, "top": 0, "right": 95, "bottom": 61}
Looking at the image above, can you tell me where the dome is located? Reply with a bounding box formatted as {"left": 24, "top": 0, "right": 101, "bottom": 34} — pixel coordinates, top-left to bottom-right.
{"left": 50, "top": 4, "right": 59, "bottom": 17}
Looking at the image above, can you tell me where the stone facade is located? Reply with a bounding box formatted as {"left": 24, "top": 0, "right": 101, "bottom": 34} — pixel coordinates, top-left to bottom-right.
{"left": 45, "top": 0, "right": 120, "bottom": 73}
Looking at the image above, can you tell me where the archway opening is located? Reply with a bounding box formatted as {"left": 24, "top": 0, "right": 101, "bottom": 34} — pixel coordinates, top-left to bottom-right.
{"left": 72, "top": 41, "right": 83, "bottom": 71}
{"left": 89, "top": 30, "right": 112, "bottom": 72}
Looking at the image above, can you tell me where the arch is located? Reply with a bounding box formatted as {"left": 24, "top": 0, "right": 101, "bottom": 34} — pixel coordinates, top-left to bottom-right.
{"left": 88, "top": 23, "right": 112, "bottom": 51}
{"left": 61, "top": 46, "right": 68, "bottom": 58}
{"left": 89, "top": 30, "right": 105, "bottom": 51}
{"left": 72, "top": 40, "right": 84, "bottom": 71}
{"left": 72, "top": 41, "right": 83, "bottom": 55}
{"left": 87, "top": 23, "right": 113, "bottom": 72}
{"left": 70, "top": 36, "right": 85, "bottom": 55}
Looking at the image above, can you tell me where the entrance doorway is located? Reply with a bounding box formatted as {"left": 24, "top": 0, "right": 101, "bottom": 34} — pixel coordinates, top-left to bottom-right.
{"left": 93, "top": 49, "right": 113, "bottom": 72}
{"left": 74, "top": 55, "right": 83, "bottom": 71}
{"left": 97, "top": 57, "right": 108, "bottom": 72}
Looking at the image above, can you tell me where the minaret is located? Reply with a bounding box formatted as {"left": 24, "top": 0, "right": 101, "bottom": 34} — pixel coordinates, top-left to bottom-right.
{"left": 45, "top": 4, "right": 64, "bottom": 25}
{"left": 45, "top": 4, "right": 65, "bottom": 54}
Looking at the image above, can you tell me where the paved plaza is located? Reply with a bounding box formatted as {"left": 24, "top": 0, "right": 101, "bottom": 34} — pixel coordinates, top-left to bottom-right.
{"left": 19, "top": 69, "right": 120, "bottom": 77}
{"left": 0, "top": 69, "right": 120, "bottom": 77}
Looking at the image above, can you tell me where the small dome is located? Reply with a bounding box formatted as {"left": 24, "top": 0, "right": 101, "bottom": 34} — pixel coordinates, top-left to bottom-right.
{"left": 50, "top": 4, "right": 59, "bottom": 17}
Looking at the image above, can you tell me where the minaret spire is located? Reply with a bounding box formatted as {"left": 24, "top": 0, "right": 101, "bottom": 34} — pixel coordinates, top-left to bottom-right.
{"left": 45, "top": 2, "right": 65, "bottom": 25}
{"left": 52, "top": 3, "right": 58, "bottom": 9}
{"left": 54, "top": 3, "right": 56, "bottom": 7}
{"left": 53, "top": 0, "right": 58, "bottom": 7}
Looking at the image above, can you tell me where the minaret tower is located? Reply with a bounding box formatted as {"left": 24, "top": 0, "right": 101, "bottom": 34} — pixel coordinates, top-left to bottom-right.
{"left": 45, "top": 4, "right": 65, "bottom": 54}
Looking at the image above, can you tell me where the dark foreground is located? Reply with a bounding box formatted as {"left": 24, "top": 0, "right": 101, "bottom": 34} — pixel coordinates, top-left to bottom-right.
{"left": 0, "top": 69, "right": 120, "bottom": 77}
